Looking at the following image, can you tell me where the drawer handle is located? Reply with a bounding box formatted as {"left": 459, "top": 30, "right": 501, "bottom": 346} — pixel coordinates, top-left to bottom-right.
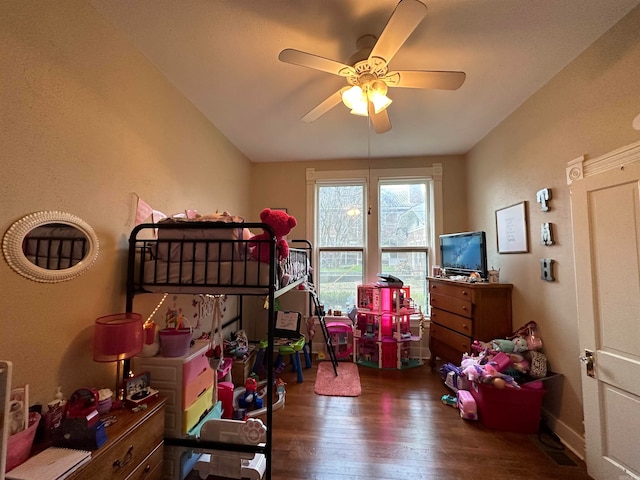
{"left": 461, "top": 306, "right": 467, "bottom": 311}
{"left": 462, "top": 290, "right": 468, "bottom": 295}
{"left": 462, "top": 323, "right": 468, "bottom": 330}
{"left": 113, "top": 445, "right": 134, "bottom": 470}
{"left": 143, "top": 464, "right": 151, "bottom": 474}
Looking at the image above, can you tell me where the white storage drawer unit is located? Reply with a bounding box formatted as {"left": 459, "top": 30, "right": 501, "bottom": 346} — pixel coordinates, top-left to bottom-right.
{"left": 133, "top": 340, "right": 216, "bottom": 438}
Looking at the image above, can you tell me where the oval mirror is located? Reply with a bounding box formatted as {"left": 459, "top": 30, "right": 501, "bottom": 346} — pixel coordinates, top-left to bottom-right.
{"left": 2, "top": 211, "right": 99, "bottom": 283}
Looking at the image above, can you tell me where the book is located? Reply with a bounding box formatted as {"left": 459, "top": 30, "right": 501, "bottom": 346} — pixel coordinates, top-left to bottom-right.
{"left": 6, "top": 446, "right": 91, "bottom": 480}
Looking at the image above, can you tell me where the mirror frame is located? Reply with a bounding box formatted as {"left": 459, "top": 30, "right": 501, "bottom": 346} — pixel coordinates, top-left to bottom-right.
{"left": 2, "top": 211, "right": 99, "bottom": 283}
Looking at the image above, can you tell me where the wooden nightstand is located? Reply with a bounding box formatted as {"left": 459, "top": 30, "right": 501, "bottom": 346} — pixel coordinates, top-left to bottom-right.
{"left": 66, "top": 396, "right": 166, "bottom": 480}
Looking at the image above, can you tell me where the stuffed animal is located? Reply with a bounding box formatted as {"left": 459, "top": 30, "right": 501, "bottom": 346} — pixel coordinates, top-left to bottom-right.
{"left": 249, "top": 208, "right": 297, "bottom": 263}
{"left": 477, "top": 336, "right": 528, "bottom": 354}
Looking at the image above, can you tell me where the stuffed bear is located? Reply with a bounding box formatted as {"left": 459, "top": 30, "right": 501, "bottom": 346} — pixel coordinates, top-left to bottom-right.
{"left": 475, "top": 336, "right": 528, "bottom": 354}
{"left": 249, "top": 208, "right": 297, "bottom": 263}
{"left": 492, "top": 337, "right": 528, "bottom": 353}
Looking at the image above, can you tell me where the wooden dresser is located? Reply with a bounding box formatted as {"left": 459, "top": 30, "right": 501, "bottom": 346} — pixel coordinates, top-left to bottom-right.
{"left": 428, "top": 277, "right": 513, "bottom": 369}
{"left": 67, "top": 396, "right": 165, "bottom": 480}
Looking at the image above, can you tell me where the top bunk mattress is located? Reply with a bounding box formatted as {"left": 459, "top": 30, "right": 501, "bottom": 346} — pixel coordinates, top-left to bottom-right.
{"left": 128, "top": 220, "right": 309, "bottom": 296}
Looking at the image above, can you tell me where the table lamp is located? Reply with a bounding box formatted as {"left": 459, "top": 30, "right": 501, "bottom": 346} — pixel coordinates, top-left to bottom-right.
{"left": 93, "top": 312, "right": 143, "bottom": 400}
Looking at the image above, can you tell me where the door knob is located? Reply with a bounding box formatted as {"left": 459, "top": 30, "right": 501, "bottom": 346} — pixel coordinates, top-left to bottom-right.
{"left": 579, "top": 349, "right": 595, "bottom": 378}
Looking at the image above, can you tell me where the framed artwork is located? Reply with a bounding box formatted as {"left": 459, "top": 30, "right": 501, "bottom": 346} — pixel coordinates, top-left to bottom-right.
{"left": 496, "top": 201, "right": 528, "bottom": 253}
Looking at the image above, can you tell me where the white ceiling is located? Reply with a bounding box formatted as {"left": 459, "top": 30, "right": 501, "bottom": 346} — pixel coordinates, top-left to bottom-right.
{"left": 90, "top": 0, "right": 639, "bottom": 163}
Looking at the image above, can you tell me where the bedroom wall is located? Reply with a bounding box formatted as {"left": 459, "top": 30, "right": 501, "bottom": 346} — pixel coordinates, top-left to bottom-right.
{"left": 0, "top": 1, "right": 252, "bottom": 406}
{"left": 466, "top": 5, "right": 640, "bottom": 453}
{"left": 250, "top": 155, "right": 468, "bottom": 240}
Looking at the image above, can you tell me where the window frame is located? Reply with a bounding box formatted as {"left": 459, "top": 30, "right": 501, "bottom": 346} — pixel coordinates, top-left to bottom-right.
{"left": 306, "top": 165, "right": 444, "bottom": 288}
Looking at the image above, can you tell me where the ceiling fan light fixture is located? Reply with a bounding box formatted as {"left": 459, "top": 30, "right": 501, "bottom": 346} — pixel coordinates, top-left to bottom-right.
{"left": 350, "top": 102, "right": 369, "bottom": 116}
{"left": 370, "top": 91, "right": 392, "bottom": 114}
{"left": 342, "top": 85, "right": 369, "bottom": 116}
{"left": 367, "top": 80, "right": 392, "bottom": 114}
{"left": 279, "top": 0, "right": 464, "bottom": 133}
{"left": 342, "top": 85, "right": 364, "bottom": 109}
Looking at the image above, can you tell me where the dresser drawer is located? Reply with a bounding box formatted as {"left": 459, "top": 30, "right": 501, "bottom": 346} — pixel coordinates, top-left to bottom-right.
{"left": 183, "top": 385, "right": 214, "bottom": 433}
{"left": 125, "top": 441, "right": 164, "bottom": 480}
{"left": 430, "top": 292, "right": 472, "bottom": 318}
{"left": 183, "top": 348, "right": 211, "bottom": 385}
{"left": 184, "top": 367, "right": 214, "bottom": 407}
{"left": 429, "top": 281, "right": 472, "bottom": 301}
{"left": 71, "top": 403, "right": 165, "bottom": 480}
{"left": 430, "top": 308, "right": 473, "bottom": 336}
{"left": 430, "top": 322, "right": 471, "bottom": 355}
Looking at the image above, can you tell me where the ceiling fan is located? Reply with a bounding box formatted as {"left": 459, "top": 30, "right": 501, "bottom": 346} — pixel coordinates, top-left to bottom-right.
{"left": 278, "top": 0, "right": 466, "bottom": 134}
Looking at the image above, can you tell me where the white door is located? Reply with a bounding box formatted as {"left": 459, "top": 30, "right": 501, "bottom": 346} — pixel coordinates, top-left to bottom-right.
{"left": 568, "top": 142, "right": 640, "bottom": 480}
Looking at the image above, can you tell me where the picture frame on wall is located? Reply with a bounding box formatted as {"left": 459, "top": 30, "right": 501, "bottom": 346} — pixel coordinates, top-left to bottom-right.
{"left": 496, "top": 201, "right": 528, "bottom": 253}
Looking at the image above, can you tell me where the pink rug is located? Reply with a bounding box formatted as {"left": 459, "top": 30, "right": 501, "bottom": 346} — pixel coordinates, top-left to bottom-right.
{"left": 314, "top": 361, "right": 361, "bottom": 397}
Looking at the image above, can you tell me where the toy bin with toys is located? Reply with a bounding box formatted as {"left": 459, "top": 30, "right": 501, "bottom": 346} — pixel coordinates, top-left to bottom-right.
{"left": 469, "top": 380, "right": 546, "bottom": 433}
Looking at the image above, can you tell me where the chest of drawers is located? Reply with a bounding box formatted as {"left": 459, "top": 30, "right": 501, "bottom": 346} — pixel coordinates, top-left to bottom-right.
{"left": 428, "top": 277, "right": 513, "bottom": 369}
{"left": 67, "top": 397, "right": 165, "bottom": 480}
{"left": 132, "top": 340, "right": 216, "bottom": 438}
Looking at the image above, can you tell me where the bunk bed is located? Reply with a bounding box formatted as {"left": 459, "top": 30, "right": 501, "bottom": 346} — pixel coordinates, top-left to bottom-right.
{"left": 125, "top": 220, "right": 312, "bottom": 480}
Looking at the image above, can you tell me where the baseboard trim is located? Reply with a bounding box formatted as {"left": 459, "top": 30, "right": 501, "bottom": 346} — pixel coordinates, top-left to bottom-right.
{"left": 541, "top": 408, "right": 585, "bottom": 461}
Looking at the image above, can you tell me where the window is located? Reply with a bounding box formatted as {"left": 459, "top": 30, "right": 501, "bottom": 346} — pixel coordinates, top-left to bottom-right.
{"left": 316, "top": 183, "right": 365, "bottom": 312}
{"left": 306, "top": 165, "right": 443, "bottom": 313}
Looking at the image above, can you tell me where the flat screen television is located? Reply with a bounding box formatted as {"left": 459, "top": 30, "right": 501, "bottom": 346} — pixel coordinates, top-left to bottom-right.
{"left": 439, "top": 231, "right": 488, "bottom": 279}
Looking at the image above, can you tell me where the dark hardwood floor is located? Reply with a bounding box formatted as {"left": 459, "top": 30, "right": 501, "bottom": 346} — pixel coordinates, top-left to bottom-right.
{"left": 265, "top": 360, "right": 593, "bottom": 480}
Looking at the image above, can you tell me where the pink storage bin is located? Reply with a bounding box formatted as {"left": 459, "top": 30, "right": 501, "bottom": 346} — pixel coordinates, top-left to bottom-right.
{"left": 6, "top": 412, "right": 41, "bottom": 473}
{"left": 470, "top": 381, "right": 546, "bottom": 433}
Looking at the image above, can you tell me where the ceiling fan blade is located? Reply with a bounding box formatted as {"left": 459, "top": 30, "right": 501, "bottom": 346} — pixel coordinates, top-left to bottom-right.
{"left": 279, "top": 49, "right": 355, "bottom": 77}
{"left": 368, "top": 102, "right": 392, "bottom": 134}
{"left": 386, "top": 70, "right": 466, "bottom": 90}
{"left": 369, "top": 0, "right": 427, "bottom": 66}
{"left": 301, "top": 89, "right": 344, "bottom": 123}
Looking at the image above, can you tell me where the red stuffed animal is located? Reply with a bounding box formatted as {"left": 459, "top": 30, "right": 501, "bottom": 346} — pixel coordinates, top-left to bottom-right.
{"left": 249, "top": 208, "right": 297, "bottom": 263}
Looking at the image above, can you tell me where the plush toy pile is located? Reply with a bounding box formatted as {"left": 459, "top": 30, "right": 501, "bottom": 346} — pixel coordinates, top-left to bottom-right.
{"left": 440, "top": 321, "right": 548, "bottom": 392}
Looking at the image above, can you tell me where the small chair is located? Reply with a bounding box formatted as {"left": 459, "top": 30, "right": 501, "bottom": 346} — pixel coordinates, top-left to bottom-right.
{"left": 253, "top": 311, "right": 311, "bottom": 383}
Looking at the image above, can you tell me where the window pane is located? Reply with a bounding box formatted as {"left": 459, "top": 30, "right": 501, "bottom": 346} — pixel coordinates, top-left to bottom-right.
{"left": 318, "top": 185, "right": 364, "bottom": 247}
{"left": 381, "top": 251, "right": 427, "bottom": 310}
{"left": 379, "top": 183, "right": 426, "bottom": 248}
{"left": 318, "top": 250, "right": 363, "bottom": 312}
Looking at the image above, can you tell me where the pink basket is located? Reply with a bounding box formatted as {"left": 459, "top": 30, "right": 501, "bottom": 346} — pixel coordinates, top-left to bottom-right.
{"left": 6, "top": 412, "right": 41, "bottom": 473}
{"left": 159, "top": 328, "right": 192, "bottom": 357}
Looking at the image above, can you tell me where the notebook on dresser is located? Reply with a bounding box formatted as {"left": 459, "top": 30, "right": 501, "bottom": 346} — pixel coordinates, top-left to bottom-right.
{"left": 6, "top": 446, "right": 91, "bottom": 480}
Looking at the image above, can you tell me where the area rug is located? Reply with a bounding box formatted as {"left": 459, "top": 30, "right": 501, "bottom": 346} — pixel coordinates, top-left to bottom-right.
{"left": 314, "top": 361, "right": 361, "bottom": 397}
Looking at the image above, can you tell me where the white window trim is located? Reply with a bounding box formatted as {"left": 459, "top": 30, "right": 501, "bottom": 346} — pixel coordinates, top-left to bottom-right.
{"left": 305, "top": 164, "right": 443, "bottom": 284}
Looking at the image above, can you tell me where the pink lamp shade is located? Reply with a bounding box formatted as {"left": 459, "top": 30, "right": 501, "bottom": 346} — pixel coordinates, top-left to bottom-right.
{"left": 93, "top": 313, "right": 143, "bottom": 362}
